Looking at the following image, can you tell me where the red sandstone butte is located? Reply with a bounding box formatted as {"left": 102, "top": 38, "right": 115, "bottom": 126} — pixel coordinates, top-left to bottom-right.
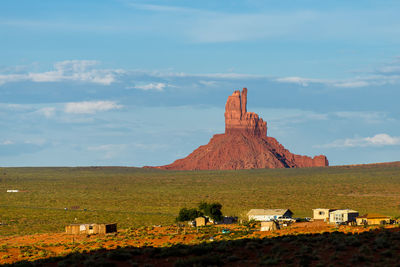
{"left": 157, "top": 88, "right": 328, "bottom": 170}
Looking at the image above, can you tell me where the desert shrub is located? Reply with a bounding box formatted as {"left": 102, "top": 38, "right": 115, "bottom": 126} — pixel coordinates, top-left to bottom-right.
{"left": 298, "top": 254, "right": 312, "bottom": 267}
{"left": 156, "top": 246, "right": 189, "bottom": 258}
{"left": 284, "top": 256, "right": 294, "bottom": 265}
{"left": 215, "top": 241, "right": 232, "bottom": 252}
{"left": 0, "top": 244, "right": 9, "bottom": 252}
{"left": 174, "top": 254, "right": 221, "bottom": 267}
{"left": 127, "top": 260, "right": 139, "bottom": 267}
{"left": 260, "top": 256, "right": 280, "bottom": 266}
{"left": 227, "top": 255, "right": 239, "bottom": 262}
{"left": 37, "top": 250, "right": 48, "bottom": 257}
{"left": 295, "top": 244, "right": 312, "bottom": 257}
{"left": 350, "top": 253, "right": 367, "bottom": 264}
{"left": 83, "top": 257, "right": 115, "bottom": 267}
{"left": 345, "top": 235, "right": 361, "bottom": 247}
{"left": 374, "top": 235, "right": 390, "bottom": 249}
{"left": 57, "top": 258, "right": 77, "bottom": 267}
{"left": 11, "top": 261, "right": 34, "bottom": 267}
{"left": 381, "top": 249, "right": 393, "bottom": 258}
{"left": 359, "top": 244, "right": 372, "bottom": 255}
{"left": 187, "top": 243, "right": 213, "bottom": 256}
{"left": 106, "top": 249, "right": 132, "bottom": 261}
{"left": 244, "top": 241, "right": 260, "bottom": 250}
{"left": 269, "top": 244, "right": 283, "bottom": 255}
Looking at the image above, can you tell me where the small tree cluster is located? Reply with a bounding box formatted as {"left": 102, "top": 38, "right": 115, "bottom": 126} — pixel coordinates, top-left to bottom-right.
{"left": 176, "top": 202, "right": 223, "bottom": 222}
{"left": 198, "top": 202, "right": 223, "bottom": 222}
{"left": 176, "top": 208, "right": 203, "bottom": 222}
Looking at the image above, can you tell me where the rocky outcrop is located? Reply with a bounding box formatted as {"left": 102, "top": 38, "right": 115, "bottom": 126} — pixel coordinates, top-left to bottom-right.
{"left": 225, "top": 88, "right": 267, "bottom": 137}
{"left": 156, "top": 88, "right": 328, "bottom": 170}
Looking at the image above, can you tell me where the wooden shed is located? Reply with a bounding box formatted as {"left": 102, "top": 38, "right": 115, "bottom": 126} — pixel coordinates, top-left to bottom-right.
{"left": 260, "top": 221, "right": 279, "bottom": 231}
{"left": 195, "top": 217, "right": 206, "bottom": 227}
{"left": 65, "top": 223, "right": 117, "bottom": 235}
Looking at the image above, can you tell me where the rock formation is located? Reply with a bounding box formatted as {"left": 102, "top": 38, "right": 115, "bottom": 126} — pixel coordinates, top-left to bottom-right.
{"left": 156, "top": 88, "right": 328, "bottom": 170}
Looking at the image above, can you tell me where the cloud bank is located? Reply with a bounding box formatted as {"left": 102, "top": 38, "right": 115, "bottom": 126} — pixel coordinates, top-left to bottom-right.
{"left": 64, "top": 101, "right": 123, "bottom": 114}
{"left": 318, "top": 133, "right": 400, "bottom": 148}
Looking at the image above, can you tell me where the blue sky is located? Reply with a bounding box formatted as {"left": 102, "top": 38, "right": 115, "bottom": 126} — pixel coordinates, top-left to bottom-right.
{"left": 1, "top": 0, "right": 400, "bottom": 166}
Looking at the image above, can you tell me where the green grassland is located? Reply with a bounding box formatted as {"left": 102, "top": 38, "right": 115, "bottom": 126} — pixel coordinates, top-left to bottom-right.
{"left": 1, "top": 163, "right": 400, "bottom": 236}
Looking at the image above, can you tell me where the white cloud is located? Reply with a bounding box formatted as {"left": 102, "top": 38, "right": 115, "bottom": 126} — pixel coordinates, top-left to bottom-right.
{"left": 28, "top": 60, "right": 119, "bottom": 85}
{"left": 275, "top": 76, "right": 325, "bottom": 86}
{"left": 1, "top": 140, "right": 14, "bottom": 145}
{"left": 24, "top": 139, "right": 46, "bottom": 146}
{"left": 135, "top": 82, "right": 166, "bottom": 91}
{"left": 0, "top": 60, "right": 123, "bottom": 86}
{"left": 365, "top": 134, "right": 400, "bottom": 146}
{"left": 198, "top": 80, "right": 218, "bottom": 87}
{"left": 317, "top": 133, "right": 400, "bottom": 148}
{"left": 333, "top": 81, "right": 370, "bottom": 88}
{"left": 275, "top": 74, "right": 400, "bottom": 88}
{"left": 0, "top": 74, "right": 25, "bottom": 86}
{"left": 333, "top": 111, "right": 389, "bottom": 124}
{"left": 87, "top": 144, "right": 127, "bottom": 159}
{"left": 128, "top": 3, "right": 196, "bottom": 13}
{"left": 37, "top": 107, "right": 56, "bottom": 118}
{"left": 64, "top": 101, "right": 122, "bottom": 114}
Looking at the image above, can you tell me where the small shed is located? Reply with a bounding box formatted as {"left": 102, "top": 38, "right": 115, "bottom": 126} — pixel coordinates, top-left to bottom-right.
{"left": 247, "top": 209, "right": 293, "bottom": 221}
{"left": 356, "top": 214, "right": 391, "bottom": 226}
{"left": 329, "top": 209, "right": 359, "bottom": 224}
{"left": 313, "top": 208, "right": 336, "bottom": 221}
{"left": 195, "top": 217, "right": 206, "bottom": 227}
{"left": 261, "top": 221, "right": 279, "bottom": 231}
{"left": 65, "top": 223, "right": 117, "bottom": 235}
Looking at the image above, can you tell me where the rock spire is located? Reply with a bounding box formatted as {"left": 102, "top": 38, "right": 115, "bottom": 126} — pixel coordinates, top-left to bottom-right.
{"left": 225, "top": 88, "right": 267, "bottom": 137}
{"left": 154, "top": 88, "right": 329, "bottom": 170}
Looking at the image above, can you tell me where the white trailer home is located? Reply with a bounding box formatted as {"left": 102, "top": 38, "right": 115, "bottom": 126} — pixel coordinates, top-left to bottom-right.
{"left": 329, "top": 209, "right": 359, "bottom": 224}
{"left": 247, "top": 209, "right": 293, "bottom": 221}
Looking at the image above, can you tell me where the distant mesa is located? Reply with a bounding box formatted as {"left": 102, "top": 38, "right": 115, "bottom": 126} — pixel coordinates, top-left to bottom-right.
{"left": 155, "top": 88, "right": 328, "bottom": 170}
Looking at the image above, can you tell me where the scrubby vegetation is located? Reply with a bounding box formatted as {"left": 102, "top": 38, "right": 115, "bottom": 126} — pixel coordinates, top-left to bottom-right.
{"left": 4, "top": 227, "right": 400, "bottom": 266}
{"left": 176, "top": 202, "right": 223, "bottom": 222}
{"left": 1, "top": 163, "right": 400, "bottom": 236}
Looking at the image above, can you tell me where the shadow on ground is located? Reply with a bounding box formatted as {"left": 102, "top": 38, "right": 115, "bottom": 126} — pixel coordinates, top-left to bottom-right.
{"left": 5, "top": 228, "right": 400, "bottom": 267}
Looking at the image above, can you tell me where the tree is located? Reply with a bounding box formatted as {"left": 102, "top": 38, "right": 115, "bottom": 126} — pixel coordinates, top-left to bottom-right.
{"left": 176, "top": 208, "right": 203, "bottom": 222}
{"left": 198, "top": 202, "right": 223, "bottom": 222}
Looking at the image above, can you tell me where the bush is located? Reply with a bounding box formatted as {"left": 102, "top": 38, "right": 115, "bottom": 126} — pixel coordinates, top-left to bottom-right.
{"left": 174, "top": 254, "right": 221, "bottom": 267}
{"left": 106, "top": 249, "right": 132, "bottom": 261}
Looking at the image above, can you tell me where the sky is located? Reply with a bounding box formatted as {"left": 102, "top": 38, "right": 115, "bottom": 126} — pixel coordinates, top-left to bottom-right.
{"left": 1, "top": 0, "right": 400, "bottom": 167}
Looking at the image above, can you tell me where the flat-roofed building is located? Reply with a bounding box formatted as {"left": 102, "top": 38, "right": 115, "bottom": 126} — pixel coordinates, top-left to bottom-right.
{"left": 356, "top": 214, "right": 391, "bottom": 226}
{"left": 65, "top": 223, "right": 117, "bottom": 235}
{"left": 312, "top": 208, "right": 336, "bottom": 221}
